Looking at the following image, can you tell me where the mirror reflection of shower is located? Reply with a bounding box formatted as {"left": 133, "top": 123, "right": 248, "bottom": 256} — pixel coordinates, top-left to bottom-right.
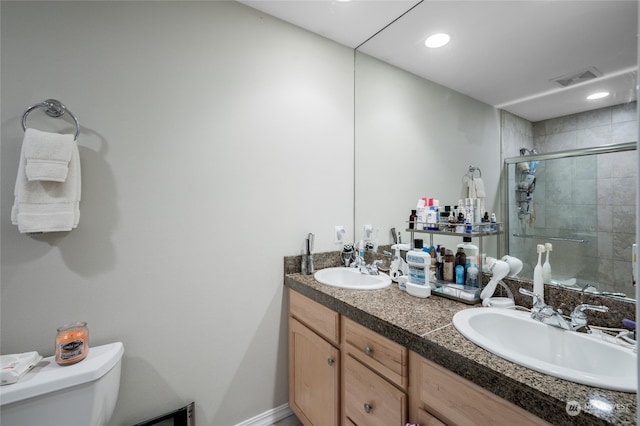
{"left": 506, "top": 141, "right": 637, "bottom": 297}
{"left": 516, "top": 148, "right": 539, "bottom": 221}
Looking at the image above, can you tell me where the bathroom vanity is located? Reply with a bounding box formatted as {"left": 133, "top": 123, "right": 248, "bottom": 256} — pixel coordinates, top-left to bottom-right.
{"left": 285, "top": 263, "right": 637, "bottom": 425}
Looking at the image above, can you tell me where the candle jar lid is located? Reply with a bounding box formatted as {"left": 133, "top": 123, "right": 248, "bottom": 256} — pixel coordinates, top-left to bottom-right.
{"left": 57, "top": 321, "right": 87, "bottom": 333}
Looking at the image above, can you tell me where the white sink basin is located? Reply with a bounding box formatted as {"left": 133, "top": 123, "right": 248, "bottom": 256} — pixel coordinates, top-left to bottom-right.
{"left": 453, "top": 307, "right": 637, "bottom": 392}
{"left": 314, "top": 267, "right": 392, "bottom": 290}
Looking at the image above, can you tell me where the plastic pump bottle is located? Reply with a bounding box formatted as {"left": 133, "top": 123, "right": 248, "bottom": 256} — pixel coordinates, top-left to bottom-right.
{"left": 407, "top": 248, "right": 431, "bottom": 286}
{"left": 533, "top": 244, "right": 545, "bottom": 300}
{"left": 542, "top": 243, "right": 552, "bottom": 285}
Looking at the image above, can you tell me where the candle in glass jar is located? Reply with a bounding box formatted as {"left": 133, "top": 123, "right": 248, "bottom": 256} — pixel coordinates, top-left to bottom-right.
{"left": 55, "top": 322, "right": 89, "bottom": 365}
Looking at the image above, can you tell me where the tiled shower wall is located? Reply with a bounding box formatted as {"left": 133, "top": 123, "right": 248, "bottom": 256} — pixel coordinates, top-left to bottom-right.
{"left": 502, "top": 103, "right": 637, "bottom": 295}
{"left": 533, "top": 102, "right": 637, "bottom": 294}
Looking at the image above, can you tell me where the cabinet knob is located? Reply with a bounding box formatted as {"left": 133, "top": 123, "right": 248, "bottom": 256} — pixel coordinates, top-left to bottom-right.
{"left": 327, "top": 358, "right": 335, "bottom": 366}
{"left": 364, "top": 403, "right": 373, "bottom": 413}
{"left": 364, "top": 346, "right": 373, "bottom": 356}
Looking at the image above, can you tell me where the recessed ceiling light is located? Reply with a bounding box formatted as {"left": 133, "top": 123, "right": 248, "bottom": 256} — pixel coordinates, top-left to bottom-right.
{"left": 587, "top": 91, "right": 610, "bottom": 100}
{"left": 424, "top": 33, "right": 450, "bottom": 49}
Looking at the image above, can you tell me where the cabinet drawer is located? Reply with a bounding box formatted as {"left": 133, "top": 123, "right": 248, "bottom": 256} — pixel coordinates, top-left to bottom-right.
{"left": 409, "top": 352, "right": 550, "bottom": 426}
{"left": 414, "top": 407, "right": 446, "bottom": 426}
{"left": 343, "top": 317, "right": 408, "bottom": 389}
{"left": 344, "top": 355, "right": 406, "bottom": 426}
{"left": 289, "top": 289, "right": 339, "bottom": 345}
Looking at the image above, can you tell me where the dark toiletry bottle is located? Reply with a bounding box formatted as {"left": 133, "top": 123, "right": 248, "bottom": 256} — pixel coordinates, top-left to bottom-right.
{"left": 444, "top": 249, "right": 454, "bottom": 282}
{"left": 409, "top": 210, "right": 417, "bottom": 229}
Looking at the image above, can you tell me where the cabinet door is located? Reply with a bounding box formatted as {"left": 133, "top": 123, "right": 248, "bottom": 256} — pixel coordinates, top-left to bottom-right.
{"left": 289, "top": 317, "right": 339, "bottom": 426}
{"left": 344, "top": 355, "right": 406, "bottom": 426}
{"left": 409, "top": 352, "right": 550, "bottom": 426}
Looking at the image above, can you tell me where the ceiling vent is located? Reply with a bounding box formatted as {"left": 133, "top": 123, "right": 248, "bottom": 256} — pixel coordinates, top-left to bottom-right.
{"left": 551, "top": 67, "right": 602, "bottom": 88}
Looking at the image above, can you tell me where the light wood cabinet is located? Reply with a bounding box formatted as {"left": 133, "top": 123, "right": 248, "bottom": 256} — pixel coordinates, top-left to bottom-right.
{"left": 288, "top": 288, "right": 549, "bottom": 426}
{"left": 343, "top": 354, "right": 407, "bottom": 426}
{"left": 288, "top": 290, "right": 340, "bottom": 426}
{"left": 414, "top": 407, "right": 447, "bottom": 426}
{"left": 342, "top": 317, "right": 408, "bottom": 389}
{"left": 408, "top": 351, "right": 551, "bottom": 426}
{"left": 342, "top": 317, "right": 408, "bottom": 425}
{"left": 289, "top": 289, "right": 339, "bottom": 345}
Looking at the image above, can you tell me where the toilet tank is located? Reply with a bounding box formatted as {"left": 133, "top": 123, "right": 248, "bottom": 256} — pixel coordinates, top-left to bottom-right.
{"left": 0, "top": 341, "right": 124, "bottom": 426}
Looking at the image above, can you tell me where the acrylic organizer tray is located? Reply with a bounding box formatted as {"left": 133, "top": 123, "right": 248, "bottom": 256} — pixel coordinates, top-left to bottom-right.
{"left": 431, "top": 282, "right": 480, "bottom": 305}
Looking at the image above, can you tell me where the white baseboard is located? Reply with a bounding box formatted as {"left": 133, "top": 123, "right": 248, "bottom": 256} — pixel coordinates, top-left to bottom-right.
{"left": 235, "top": 403, "right": 294, "bottom": 426}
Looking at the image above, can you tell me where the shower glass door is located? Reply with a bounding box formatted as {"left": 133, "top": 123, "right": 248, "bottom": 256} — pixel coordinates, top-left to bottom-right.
{"left": 505, "top": 142, "right": 637, "bottom": 295}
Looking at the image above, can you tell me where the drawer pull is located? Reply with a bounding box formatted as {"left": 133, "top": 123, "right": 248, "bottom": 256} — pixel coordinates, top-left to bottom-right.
{"left": 327, "top": 358, "right": 335, "bottom": 366}
{"left": 364, "top": 346, "right": 373, "bottom": 356}
{"left": 364, "top": 403, "right": 373, "bottom": 413}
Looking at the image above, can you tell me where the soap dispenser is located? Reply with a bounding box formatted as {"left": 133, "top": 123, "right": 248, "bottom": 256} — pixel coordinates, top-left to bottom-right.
{"left": 533, "top": 244, "right": 545, "bottom": 300}
{"left": 542, "top": 243, "right": 552, "bottom": 284}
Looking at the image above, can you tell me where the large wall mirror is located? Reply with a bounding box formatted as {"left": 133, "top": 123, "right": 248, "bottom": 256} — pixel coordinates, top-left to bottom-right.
{"left": 354, "top": 1, "right": 637, "bottom": 301}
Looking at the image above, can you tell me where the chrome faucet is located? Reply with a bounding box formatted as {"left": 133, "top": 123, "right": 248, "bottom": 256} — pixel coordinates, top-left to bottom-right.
{"left": 367, "top": 259, "right": 383, "bottom": 275}
{"left": 519, "top": 288, "right": 608, "bottom": 333}
{"left": 352, "top": 256, "right": 382, "bottom": 275}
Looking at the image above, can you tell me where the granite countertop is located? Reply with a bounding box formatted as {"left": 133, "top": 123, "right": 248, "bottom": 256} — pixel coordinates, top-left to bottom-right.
{"left": 285, "top": 272, "right": 637, "bottom": 426}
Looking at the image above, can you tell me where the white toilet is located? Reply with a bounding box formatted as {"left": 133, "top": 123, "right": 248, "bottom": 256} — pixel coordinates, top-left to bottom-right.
{"left": 0, "top": 341, "right": 124, "bottom": 426}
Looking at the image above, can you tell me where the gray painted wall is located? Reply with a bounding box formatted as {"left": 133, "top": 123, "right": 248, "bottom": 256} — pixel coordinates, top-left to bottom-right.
{"left": 1, "top": 2, "right": 353, "bottom": 425}
{"left": 1, "top": 1, "right": 505, "bottom": 425}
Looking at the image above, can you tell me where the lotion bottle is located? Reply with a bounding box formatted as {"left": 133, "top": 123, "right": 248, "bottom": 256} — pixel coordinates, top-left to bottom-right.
{"left": 407, "top": 248, "right": 430, "bottom": 286}
{"left": 533, "top": 244, "right": 545, "bottom": 300}
{"left": 542, "top": 243, "right": 552, "bottom": 284}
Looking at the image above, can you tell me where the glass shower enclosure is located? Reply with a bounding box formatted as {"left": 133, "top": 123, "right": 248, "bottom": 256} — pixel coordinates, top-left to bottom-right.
{"left": 504, "top": 142, "right": 637, "bottom": 295}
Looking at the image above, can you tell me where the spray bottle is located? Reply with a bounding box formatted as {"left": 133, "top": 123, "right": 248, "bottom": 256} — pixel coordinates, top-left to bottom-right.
{"left": 533, "top": 244, "right": 545, "bottom": 301}
{"left": 542, "top": 243, "right": 552, "bottom": 284}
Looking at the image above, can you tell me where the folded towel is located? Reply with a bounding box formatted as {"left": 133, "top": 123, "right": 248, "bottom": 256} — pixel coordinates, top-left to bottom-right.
{"left": 12, "top": 136, "right": 81, "bottom": 233}
{"left": 23, "top": 128, "right": 75, "bottom": 182}
{"left": 470, "top": 177, "right": 486, "bottom": 198}
{"left": 467, "top": 177, "right": 486, "bottom": 216}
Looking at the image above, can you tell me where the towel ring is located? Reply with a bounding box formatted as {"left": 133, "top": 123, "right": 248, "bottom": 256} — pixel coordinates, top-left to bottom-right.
{"left": 21, "top": 99, "right": 80, "bottom": 141}
{"left": 468, "top": 165, "right": 482, "bottom": 178}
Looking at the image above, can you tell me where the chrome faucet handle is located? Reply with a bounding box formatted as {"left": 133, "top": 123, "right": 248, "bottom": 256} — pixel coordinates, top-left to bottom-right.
{"left": 580, "top": 282, "right": 599, "bottom": 293}
{"left": 518, "top": 288, "right": 545, "bottom": 310}
{"left": 570, "top": 304, "right": 608, "bottom": 332}
{"left": 573, "top": 304, "right": 609, "bottom": 314}
{"left": 368, "top": 259, "right": 383, "bottom": 275}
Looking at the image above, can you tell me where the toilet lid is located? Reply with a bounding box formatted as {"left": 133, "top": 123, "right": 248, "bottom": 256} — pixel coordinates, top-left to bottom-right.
{"left": 0, "top": 342, "right": 124, "bottom": 406}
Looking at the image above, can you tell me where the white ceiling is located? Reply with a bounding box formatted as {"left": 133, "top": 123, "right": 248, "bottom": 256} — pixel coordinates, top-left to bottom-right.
{"left": 239, "top": 0, "right": 637, "bottom": 122}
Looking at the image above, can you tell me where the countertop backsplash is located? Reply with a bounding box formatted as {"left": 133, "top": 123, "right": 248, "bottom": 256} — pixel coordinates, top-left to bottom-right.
{"left": 284, "top": 250, "right": 636, "bottom": 330}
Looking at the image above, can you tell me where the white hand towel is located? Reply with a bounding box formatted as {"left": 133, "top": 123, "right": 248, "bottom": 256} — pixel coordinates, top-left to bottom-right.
{"left": 472, "top": 177, "right": 486, "bottom": 198}
{"left": 467, "top": 177, "right": 487, "bottom": 215}
{"left": 23, "top": 128, "right": 75, "bottom": 182}
{"left": 12, "top": 136, "right": 81, "bottom": 233}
